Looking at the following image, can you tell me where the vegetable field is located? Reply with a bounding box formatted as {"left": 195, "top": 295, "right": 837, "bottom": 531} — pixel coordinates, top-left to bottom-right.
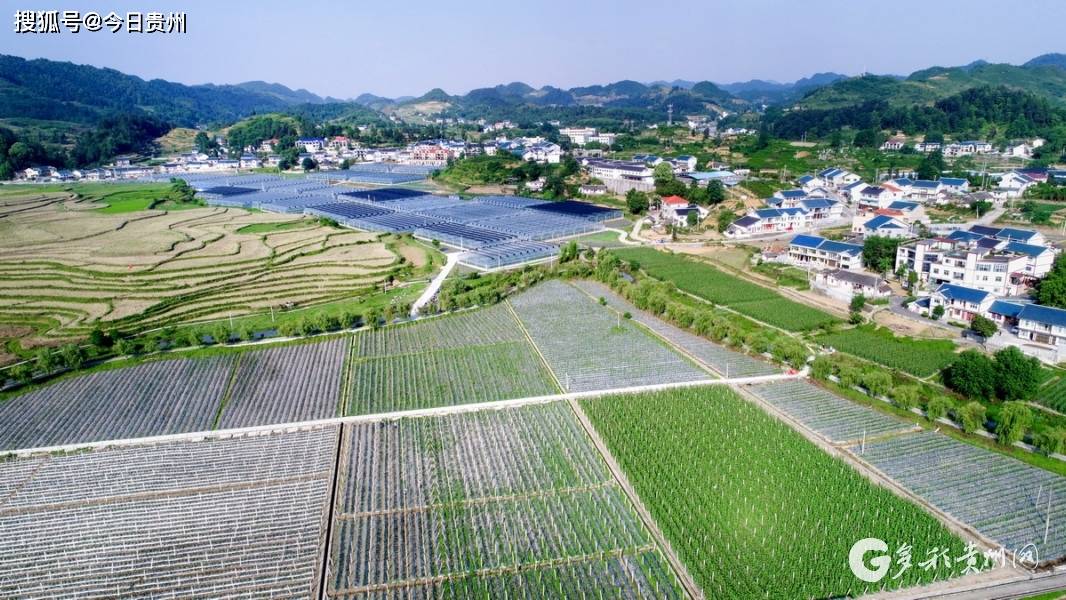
{"left": 327, "top": 403, "right": 682, "bottom": 598}
{"left": 1035, "top": 375, "right": 1066, "bottom": 413}
{"left": 346, "top": 341, "right": 558, "bottom": 415}
{"left": 748, "top": 379, "right": 915, "bottom": 443}
{"left": 816, "top": 326, "right": 958, "bottom": 377}
{"left": 508, "top": 280, "right": 709, "bottom": 392}
{"left": 581, "top": 387, "right": 975, "bottom": 599}
{"left": 0, "top": 426, "right": 338, "bottom": 598}
{"left": 571, "top": 280, "right": 779, "bottom": 378}
{"left": 218, "top": 339, "right": 348, "bottom": 429}
{"left": 352, "top": 303, "right": 526, "bottom": 357}
{"left": 860, "top": 431, "right": 1066, "bottom": 563}
{"left": 0, "top": 356, "right": 234, "bottom": 451}
{"left": 613, "top": 247, "right": 837, "bottom": 331}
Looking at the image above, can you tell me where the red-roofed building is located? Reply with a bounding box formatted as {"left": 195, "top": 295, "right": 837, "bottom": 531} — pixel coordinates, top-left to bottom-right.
{"left": 661, "top": 195, "right": 688, "bottom": 207}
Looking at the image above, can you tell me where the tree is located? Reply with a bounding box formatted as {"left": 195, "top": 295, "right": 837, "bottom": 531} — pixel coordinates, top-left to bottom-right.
{"left": 926, "top": 396, "right": 954, "bottom": 421}
{"left": 1034, "top": 428, "right": 1066, "bottom": 456}
{"left": 625, "top": 189, "right": 649, "bottom": 215}
{"left": 853, "top": 128, "right": 884, "bottom": 148}
{"left": 301, "top": 157, "right": 317, "bottom": 171}
{"left": 89, "top": 327, "right": 113, "bottom": 349}
{"left": 995, "top": 401, "right": 1032, "bottom": 445}
{"left": 969, "top": 315, "right": 998, "bottom": 339}
{"left": 34, "top": 348, "right": 55, "bottom": 374}
{"left": 861, "top": 370, "right": 892, "bottom": 397}
{"left": 943, "top": 350, "right": 997, "bottom": 399}
{"left": 958, "top": 401, "right": 987, "bottom": 434}
{"left": 211, "top": 324, "right": 231, "bottom": 345}
{"left": 849, "top": 294, "right": 867, "bottom": 313}
{"left": 194, "top": 131, "right": 217, "bottom": 155}
{"left": 931, "top": 305, "right": 945, "bottom": 320}
{"left": 993, "top": 346, "right": 1042, "bottom": 401}
{"left": 892, "top": 385, "right": 921, "bottom": 410}
{"left": 916, "top": 150, "right": 945, "bottom": 180}
{"left": 1037, "top": 254, "right": 1066, "bottom": 308}
{"left": 686, "top": 210, "right": 698, "bottom": 228}
{"left": 114, "top": 338, "right": 140, "bottom": 357}
{"left": 716, "top": 210, "right": 736, "bottom": 233}
{"left": 862, "top": 236, "right": 901, "bottom": 273}
{"left": 559, "top": 241, "right": 579, "bottom": 263}
{"left": 706, "top": 180, "right": 726, "bottom": 205}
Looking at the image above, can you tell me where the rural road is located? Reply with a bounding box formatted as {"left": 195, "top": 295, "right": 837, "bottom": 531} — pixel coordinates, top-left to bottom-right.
{"left": 410, "top": 251, "right": 458, "bottom": 317}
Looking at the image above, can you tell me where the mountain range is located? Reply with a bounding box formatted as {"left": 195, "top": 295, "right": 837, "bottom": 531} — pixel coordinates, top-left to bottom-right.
{"left": 2, "top": 52, "right": 1066, "bottom": 133}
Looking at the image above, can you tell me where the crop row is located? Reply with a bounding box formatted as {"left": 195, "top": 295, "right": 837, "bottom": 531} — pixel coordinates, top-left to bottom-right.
{"left": 351, "top": 303, "right": 526, "bottom": 358}
{"left": 328, "top": 403, "right": 681, "bottom": 597}
{"left": 508, "top": 280, "right": 709, "bottom": 392}
{"left": 816, "top": 325, "right": 959, "bottom": 377}
{"left": 346, "top": 341, "right": 558, "bottom": 415}
{"left": 570, "top": 279, "right": 779, "bottom": 378}
{"left": 612, "top": 248, "right": 838, "bottom": 331}
{"left": 581, "top": 386, "right": 976, "bottom": 599}
{"left": 860, "top": 431, "right": 1066, "bottom": 562}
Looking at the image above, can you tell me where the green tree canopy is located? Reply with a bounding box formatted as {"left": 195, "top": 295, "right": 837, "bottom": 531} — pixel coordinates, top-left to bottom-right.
{"left": 943, "top": 350, "right": 997, "bottom": 399}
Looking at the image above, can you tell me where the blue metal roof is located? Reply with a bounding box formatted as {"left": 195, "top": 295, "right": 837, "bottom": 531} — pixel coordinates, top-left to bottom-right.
{"left": 790, "top": 234, "right": 823, "bottom": 249}
{"left": 1006, "top": 241, "right": 1050, "bottom": 257}
{"left": 733, "top": 215, "right": 759, "bottom": 227}
{"left": 888, "top": 201, "right": 920, "bottom": 211}
{"left": 798, "top": 175, "right": 815, "bottom": 184}
{"left": 819, "top": 240, "right": 863, "bottom": 256}
{"left": 755, "top": 208, "right": 783, "bottom": 218}
{"left": 940, "top": 177, "right": 968, "bottom": 186}
{"left": 864, "top": 215, "right": 903, "bottom": 230}
{"left": 997, "top": 228, "right": 1038, "bottom": 242}
{"left": 800, "top": 198, "right": 834, "bottom": 209}
{"left": 892, "top": 177, "right": 914, "bottom": 186}
{"left": 948, "top": 230, "right": 984, "bottom": 243}
{"left": 1019, "top": 304, "right": 1066, "bottom": 328}
{"left": 779, "top": 189, "right": 807, "bottom": 198}
{"left": 969, "top": 225, "right": 1001, "bottom": 237}
{"left": 912, "top": 180, "right": 941, "bottom": 189}
{"left": 989, "top": 300, "right": 1027, "bottom": 318}
{"left": 935, "top": 283, "right": 990, "bottom": 304}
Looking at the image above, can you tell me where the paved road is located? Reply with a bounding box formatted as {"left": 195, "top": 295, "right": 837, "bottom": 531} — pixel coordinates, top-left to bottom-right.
{"left": 410, "top": 252, "right": 458, "bottom": 317}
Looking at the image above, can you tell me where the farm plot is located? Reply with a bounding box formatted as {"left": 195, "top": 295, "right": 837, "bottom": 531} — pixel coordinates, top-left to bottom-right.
{"left": 508, "top": 280, "right": 709, "bottom": 392}
{"left": 817, "top": 325, "right": 958, "bottom": 377}
{"left": 352, "top": 302, "right": 525, "bottom": 358}
{"left": 859, "top": 431, "right": 1066, "bottom": 563}
{"left": 0, "top": 356, "right": 234, "bottom": 451}
{"left": 1035, "top": 375, "right": 1066, "bottom": 413}
{"left": 327, "top": 402, "right": 682, "bottom": 598}
{"left": 747, "top": 379, "right": 916, "bottom": 443}
{"left": 581, "top": 387, "right": 976, "bottom": 599}
{"left": 347, "top": 341, "right": 558, "bottom": 415}
{"left": 0, "top": 426, "right": 339, "bottom": 598}
{"left": 218, "top": 339, "right": 348, "bottom": 429}
{"left": 570, "top": 280, "right": 779, "bottom": 378}
{"left": 612, "top": 247, "right": 838, "bottom": 331}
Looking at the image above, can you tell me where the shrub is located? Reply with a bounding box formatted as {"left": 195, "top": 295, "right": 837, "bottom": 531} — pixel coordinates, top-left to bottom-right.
{"left": 892, "top": 385, "right": 921, "bottom": 410}
{"left": 1034, "top": 428, "right": 1066, "bottom": 456}
{"left": 957, "top": 401, "right": 987, "bottom": 434}
{"left": 811, "top": 355, "right": 835, "bottom": 381}
{"left": 860, "top": 370, "right": 892, "bottom": 397}
{"left": 970, "top": 315, "right": 998, "bottom": 339}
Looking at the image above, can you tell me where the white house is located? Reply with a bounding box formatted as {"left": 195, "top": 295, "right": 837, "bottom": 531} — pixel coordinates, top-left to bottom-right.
{"left": 928, "top": 283, "right": 994, "bottom": 322}
{"left": 724, "top": 207, "right": 809, "bottom": 238}
{"left": 296, "top": 137, "right": 325, "bottom": 152}
{"left": 817, "top": 167, "right": 861, "bottom": 189}
{"left": 996, "top": 171, "right": 1037, "bottom": 198}
{"left": 787, "top": 234, "right": 864, "bottom": 270}
{"left": 814, "top": 269, "right": 891, "bottom": 301}
{"left": 852, "top": 214, "right": 912, "bottom": 239}
{"left": 1017, "top": 304, "right": 1066, "bottom": 348}
{"left": 239, "top": 154, "right": 261, "bottom": 169}
{"left": 914, "top": 141, "right": 942, "bottom": 153}
{"left": 880, "top": 136, "right": 906, "bottom": 151}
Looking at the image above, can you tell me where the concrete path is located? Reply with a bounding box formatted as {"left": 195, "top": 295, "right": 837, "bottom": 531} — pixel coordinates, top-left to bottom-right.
{"left": 410, "top": 252, "right": 458, "bottom": 317}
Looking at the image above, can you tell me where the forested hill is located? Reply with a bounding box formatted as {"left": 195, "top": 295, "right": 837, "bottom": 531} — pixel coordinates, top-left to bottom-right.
{"left": 0, "top": 54, "right": 326, "bottom": 126}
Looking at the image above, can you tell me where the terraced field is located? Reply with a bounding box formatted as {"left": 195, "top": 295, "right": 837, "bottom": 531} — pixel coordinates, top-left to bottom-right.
{"left": 508, "top": 280, "right": 710, "bottom": 392}
{"left": 327, "top": 403, "right": 682, "bottom": 598}
{"left": 0, "top": 426, "right": 338, "bottom": 598}
{"left": 0, "top": 186, "right": 429, "bottom": 357}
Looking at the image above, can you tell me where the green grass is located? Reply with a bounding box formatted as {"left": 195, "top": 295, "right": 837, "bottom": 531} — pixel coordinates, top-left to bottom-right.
{"left": 569, "top": 230, "right": 628, "bottom": 248}
{"left": 236, "top": 220, "right": 312, "bottom": 235}
{"left": 816, "top": 325, "right": 958, "bottom": 378}
{"left": 752, "top": 262, "right": 809, "bottom": 289}
{"left": 1035, "top": 375, "right": 1066, "bottom": 413}
{"left": 613, "top": 247, "right": 837, "bottom": 331}
{"left": 582, "top": 386, "right": 975, "bottom": 599}
{"left": 1018, "top": 589, "right": 1066, "bottom": 600}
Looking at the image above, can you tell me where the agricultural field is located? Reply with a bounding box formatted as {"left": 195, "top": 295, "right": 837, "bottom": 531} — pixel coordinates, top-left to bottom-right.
{"left": 0, "top": 184, "right": 434, "bottom": 361}
{"left": 613, "top": 247, "right": 838, "bottom": 331}
{"left": 581, "top": 386, "right": 977, "bottom": 599}
{"left": 570, "top": 279, "right": 779, "bottom": 378}
{"left": 817, "top": 325, "right": 959, "bottom": 377}
{"left": 218, "top": 339, "right": 349, "bottom": 429}
{"left": 508, "top": 280, "right": 710, "bottom": 392}
{"left": 346, "top": 304, "right": 558, "bottom": 414}
{"left": 0, "top": 426, "right": 338, "bottom": 597}
{"left": 1035, "top": 374, "right": 1066, "bottom": 413}
{"left": 860, "top": 431, "right": 1066, "bottom": 563}
{"left": 747, "top": 379, "right": 916, "bottom": 443}
{"left": 327, "top": 402, "right": 682, "bottom": 598}
{"left": 0, "top": 355, "right": 234, "bottom": 450}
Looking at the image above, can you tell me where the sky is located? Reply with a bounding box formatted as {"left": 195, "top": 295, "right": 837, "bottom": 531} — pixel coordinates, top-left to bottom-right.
{"left": 3, "top": 0, "right": 1065, "bottom": 99}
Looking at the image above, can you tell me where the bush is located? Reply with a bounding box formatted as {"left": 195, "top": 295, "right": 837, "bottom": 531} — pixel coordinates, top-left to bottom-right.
{"left": 860, "top": 369, "right": 892, "bottom": 397}
{"left": 811, "top": 355, "right": 835, "bottom": 381}
{"left": 995, "top": 401, "right": 1032, "bottom": 446}
{"left": 970, "top": 315, "right": 998, "bottom": 339}
{"left": 931, "top": 305, "right": 945, "bottom": 320}
{"left": 957, "top": 401, "right": 988, "bottom": 434}
{"left": 1034, "top": 428, "right": 1066, "bottom": 456}
{"left": 925, "top": 396, "right": 954, "bottom": 421}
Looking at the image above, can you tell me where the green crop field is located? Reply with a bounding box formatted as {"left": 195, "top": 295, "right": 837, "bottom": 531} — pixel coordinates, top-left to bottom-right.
{"left": 1035, "top": 375, "right": 1066, "bottom": 413}
{"left": 582, "top": 387, "right": 975, "bottom": 599}
{"left": 816, "top": 326, "right": 958, "bottom": 377}
{"left": 613, "top": 247, "right": 837, "bottom": 331}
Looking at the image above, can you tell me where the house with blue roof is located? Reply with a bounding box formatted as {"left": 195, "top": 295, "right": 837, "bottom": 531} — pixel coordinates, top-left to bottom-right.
{"left": 854, "top": 214, "right": 911, "bottom": 239}
{"left": 987, "top": 299, "right": 1030, "bottom": 328}
{"left": 787, "top": 234, "right": 863, "bottom": 270}
{"left": 816, "top": 167, "right": 861, "bottom": 189}
{"left": 928, "top": 283, "right": 994, "bottom": 322}
{"left": 1018, "top": 304, "right": 1066, "bottom": 348}
{"left": 939, "top": 177, "right": 970, "bottom": 193}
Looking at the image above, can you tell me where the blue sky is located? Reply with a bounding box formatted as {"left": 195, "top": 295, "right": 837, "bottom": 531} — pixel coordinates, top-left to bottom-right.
{"left": 2, "top": 0, "right": 1065, "bottom": 98}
